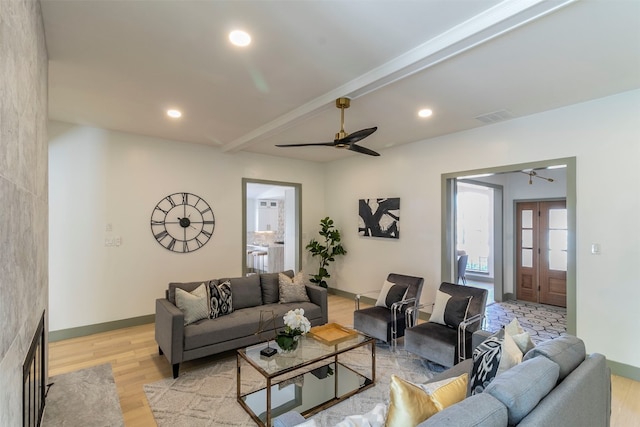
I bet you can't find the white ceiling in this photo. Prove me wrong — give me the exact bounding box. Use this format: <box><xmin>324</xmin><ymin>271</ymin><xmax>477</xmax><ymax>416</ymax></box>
<box><xmin>42</xmin><ymin>0</ymin><xmax>640</xmax><ymax>163</ymax></box>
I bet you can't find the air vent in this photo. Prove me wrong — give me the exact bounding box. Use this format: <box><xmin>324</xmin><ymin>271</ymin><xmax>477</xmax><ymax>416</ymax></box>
<box><xmin>474</xmin><ymin>109</ymin><xmax>515</xmax><ymax>124</ymax></box>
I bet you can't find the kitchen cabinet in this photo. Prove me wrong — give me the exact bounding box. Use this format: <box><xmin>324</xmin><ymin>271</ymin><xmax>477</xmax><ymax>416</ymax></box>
<box><xmin>257</xmin><ymin>200</ymin><xmax>279</xmax><ymax>232</ymax></box>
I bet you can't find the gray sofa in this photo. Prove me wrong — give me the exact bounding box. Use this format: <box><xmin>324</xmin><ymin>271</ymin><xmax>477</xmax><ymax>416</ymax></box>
<box><xmin>155</xmin><ymin>270</ymin><xmax>328</xmax><ymax>378</ymax></box>
<box><xmin>274</xmin><ymin>331</ymin><xmax>611</xmax><ymax>427</ymax></box>
<box><xmin>418</xmin><ymin>331</ymin><xmax>611</xmax><ymax>426</ymax></box>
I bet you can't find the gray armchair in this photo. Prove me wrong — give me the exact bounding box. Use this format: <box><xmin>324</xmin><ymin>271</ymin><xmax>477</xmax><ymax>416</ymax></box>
<box><xmin>404</xmin><ymin>282</ymin><xmax>487</xmax><ymax>368</ymax></box>
<box><xmin>353</xmin><ymin>273</ymin><xmax>424</xmax><ymax>350</ymax></box>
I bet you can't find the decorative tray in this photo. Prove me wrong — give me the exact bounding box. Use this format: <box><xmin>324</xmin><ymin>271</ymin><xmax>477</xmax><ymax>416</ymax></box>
<box><xmin>308</xmin><ymin>323</ymin><xmax>359</xmax><ymax>346</ymax></box>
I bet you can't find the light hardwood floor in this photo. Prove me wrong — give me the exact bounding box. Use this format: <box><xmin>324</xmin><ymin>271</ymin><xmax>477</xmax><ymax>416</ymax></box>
<box><xmin>48</xmin><ymin>294</ymin><xmax>640</xmax><ymax>426</ymax></box>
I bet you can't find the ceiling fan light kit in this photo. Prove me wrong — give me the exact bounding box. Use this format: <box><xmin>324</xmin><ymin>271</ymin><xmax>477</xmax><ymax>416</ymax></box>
<box><xmin>276</xmin><ymin>97</ymin><xmax>380</xmax><ymax>156</ymax></box>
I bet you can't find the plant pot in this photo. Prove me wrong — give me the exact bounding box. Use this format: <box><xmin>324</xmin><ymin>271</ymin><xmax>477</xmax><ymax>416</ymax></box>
<box><xmin>276</xmin><ymin>333</ymin><xmax>299</xmax><ymax>353</ymax></box>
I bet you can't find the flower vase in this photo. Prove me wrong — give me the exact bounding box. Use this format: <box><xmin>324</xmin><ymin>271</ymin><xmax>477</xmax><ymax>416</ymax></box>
<box><xmin>276</xmin><ymin>333</ymin><xmax>299</xmax><ymax>353</ymax></box>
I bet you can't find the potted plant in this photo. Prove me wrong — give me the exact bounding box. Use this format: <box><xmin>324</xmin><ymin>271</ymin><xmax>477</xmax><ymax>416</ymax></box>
<box><xmin>306</xmin><ymin>217</ymin><xmax>347</xmax><ymax>288</ymax></box>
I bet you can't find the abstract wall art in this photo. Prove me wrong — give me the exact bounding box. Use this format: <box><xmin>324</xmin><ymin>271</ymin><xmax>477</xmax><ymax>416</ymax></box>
<box><xmin>358</xmin><ymin>198</ymin><xmax>400</xmax><ymax>239</ymax></box>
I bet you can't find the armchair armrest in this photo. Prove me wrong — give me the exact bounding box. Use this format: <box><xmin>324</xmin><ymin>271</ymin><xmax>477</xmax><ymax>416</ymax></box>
<box><xmin>304</xmin><ymin>284</ymin><xmax>328</xmax><ymax>324</ymax></box>
<box><xmin>155</xmin><ymin>298</ymin><xmax>185</xmax><ymax>364</ymax></box>
<box><xmin>405</xmin><ymin>303</ymin><xmax>425</xmax><ymax>328</ymax></box>
<box><xmin>354</xmin><ymin>289</ymin><xmax>383</xmax><ymax>310</ymax></box>
<box><xmin>457</xmin><ymin>313</ymin><xmax>485</xmax><ymax>363</ymax></box>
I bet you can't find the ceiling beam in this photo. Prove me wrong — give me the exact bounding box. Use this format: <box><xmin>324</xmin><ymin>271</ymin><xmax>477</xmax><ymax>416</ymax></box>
<box><xmin>221</xmin><ymin>0</ymin><xmax>576</xmax><ymax>153</ymax></box>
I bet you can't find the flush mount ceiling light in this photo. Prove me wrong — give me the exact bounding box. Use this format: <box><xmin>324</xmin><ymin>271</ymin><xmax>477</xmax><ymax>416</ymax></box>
<box><xmin>166</xmin><ymin>109</ymin><xmax>182</xmax><ymax>118</ymax></box>
<box><xmin>521</xmin><ymin>170</ymin><xmax>554</xmax><ymax>185</ymax></box>
<box><xmin>229</xmin><ymin>30</ymin><xmax>251</xmax><ymax>47</ymax></box>
<box><xmin>418</xmin><ymin>108</ymin><xmax>433</xmax><ymax>118</ymax></box>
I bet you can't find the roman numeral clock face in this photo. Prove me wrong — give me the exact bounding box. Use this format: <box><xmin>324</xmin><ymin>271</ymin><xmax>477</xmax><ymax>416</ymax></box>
<box><xmin>150</xmin><ymin>192</ymin><xmax>215</xmax><ymax>253</ymax></box>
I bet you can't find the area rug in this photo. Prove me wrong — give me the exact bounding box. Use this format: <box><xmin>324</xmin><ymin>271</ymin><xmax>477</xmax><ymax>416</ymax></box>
<box><xmin>485</xmin><ymin>299</ymin><xmax>567</xmax><ymax>343</ymax></box>
<box><xmin>144</xmin><ymin>344</ymin><xmax>438</xmax><ymax>427</ymax></box>
<box><xmin>42</xmin><ymin>363</ymin><xmax>124</xmax><ymax>427</ymax></box>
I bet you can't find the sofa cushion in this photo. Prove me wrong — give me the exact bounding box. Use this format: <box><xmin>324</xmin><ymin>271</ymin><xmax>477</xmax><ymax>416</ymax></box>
<box><xmin>419</xmin><ymin>393</ymin><xmax>507</xmax><ymax>427</ymax></box>
<box><xmin>279</xmin><ymin>272</ymin><xmax>310</xmax><ymax>303</ymax></box>
<box><xmin>261</xmin><ymin>270</ymin><xmax>294</xmax><ymax>304</ymax></box>
<box><xmin>183</xmin><ymin>302</ymin><xmax>322</xmax><ymax>351</ymax></box>
<box><xmin>209</xmin><ymin>280</ymin><xmax>233</xmax><ymax>318</ymax></box>
<box><xmin>175</xmin><ymin>283</ymin><xmax>209</xmax><ymax>326</ymax></box>
<box><xmin>523</xmin><ymin>334</ymin><xmax>585</xmax><ymax>381</ymax></box>
<box><xmin>484</xmin><ymin>356</ymin><xmax>560</xmax><ymax>425</ymax></box>
<box><xmin>222</xmin><ymin>274</ymin><xmax>262</xmax><ymax>309</ymax></box>
<box><xmin>386</xmin><ymin>373</ymin><xmax>467</xmax><ymax>426</ymax></box>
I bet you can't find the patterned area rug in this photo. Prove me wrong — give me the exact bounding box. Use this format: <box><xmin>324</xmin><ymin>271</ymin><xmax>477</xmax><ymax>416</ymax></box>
<box><xmin>485</xmin><ymin>299</ymin><xmax>567</xmax><ymax>343</ymax></box>
<box><xmin>144</xmin><ymin>344</ymin><xmax>437</xmax><ymax>427</ymax></box>
<box><xmin>42</xmin><ymin>363</ymin><xmax>124</xmax><ymax>427</ymax></box>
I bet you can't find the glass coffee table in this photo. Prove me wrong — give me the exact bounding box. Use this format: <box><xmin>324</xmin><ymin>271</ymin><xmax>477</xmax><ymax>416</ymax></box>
<box><xmin>237</xmin><ymin>331</ymin><xmax>375</xmax><ymax>426</ymax></box>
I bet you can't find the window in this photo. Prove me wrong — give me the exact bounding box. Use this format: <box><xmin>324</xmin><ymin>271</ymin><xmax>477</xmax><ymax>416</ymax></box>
<box><xmin>456</xmin><ymin>182</ymin><xmax>493</xmax><ymax>274</ymax></box>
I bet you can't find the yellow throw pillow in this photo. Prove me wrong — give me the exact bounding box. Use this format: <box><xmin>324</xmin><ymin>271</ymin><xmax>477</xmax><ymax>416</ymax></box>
<box><xmin>385</xmin><ymin>373</ymin><xmax>468</xmax><ymax>427</ymax></box>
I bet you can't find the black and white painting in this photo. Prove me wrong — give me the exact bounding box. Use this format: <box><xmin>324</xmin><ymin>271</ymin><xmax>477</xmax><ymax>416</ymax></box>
<box><xmin>358</xmin><ymin>198</ymin><xmax>400</xmax><ymax>239</ymax></box>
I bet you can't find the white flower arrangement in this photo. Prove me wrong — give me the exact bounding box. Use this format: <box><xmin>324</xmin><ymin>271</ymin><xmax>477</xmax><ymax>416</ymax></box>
<box><xmin>282</xmin><ymin>308</ymin><xmax>311</xmax><ymax>336</ymax></box>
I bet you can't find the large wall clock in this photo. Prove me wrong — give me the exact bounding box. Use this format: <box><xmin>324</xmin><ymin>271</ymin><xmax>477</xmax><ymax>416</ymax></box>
<box><xmin>150</xmin><ymin>192</ymin><xmax>215</xmax><ymax>253</ymax></box>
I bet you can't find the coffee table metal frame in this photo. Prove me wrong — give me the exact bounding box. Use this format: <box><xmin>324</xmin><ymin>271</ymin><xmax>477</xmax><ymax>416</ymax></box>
<box><xmin>236</xmin><ymin>333</ymin><xmax>375</xmax><ymax>426</ymax></box>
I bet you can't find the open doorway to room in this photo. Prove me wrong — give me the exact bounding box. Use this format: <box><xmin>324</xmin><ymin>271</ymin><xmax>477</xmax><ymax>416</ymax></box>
<box><xmin>242</xmin><ymin>179</ymin><xmax>302</xmax><ymax>276</ymax></box>
<box><xmin>442</xmin><ymin>157</ymin><xmax>576</xmax><ymax>334</ymax></box>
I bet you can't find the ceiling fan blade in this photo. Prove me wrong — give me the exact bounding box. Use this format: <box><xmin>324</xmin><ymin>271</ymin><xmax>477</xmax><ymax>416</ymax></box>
<box><xmin>348</xmin><ymin>144</ymin><xmax>380</xmax><ymax>156</ymax></box>
<box><xmin>276</xmin><ymin>142</ymin><xmax>334</xmax><ymax>147</ymax></box>
<box><xmin>338</xmin><ymin>127</ymin><xmax>377</xmax><ymax>144</ymax></box>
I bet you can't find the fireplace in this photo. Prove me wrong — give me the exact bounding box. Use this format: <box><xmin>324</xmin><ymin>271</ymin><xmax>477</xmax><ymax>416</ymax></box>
<box><xmin>23</xmin><ymin>311</ymin><xmax>46</xmax><ymax>427</ymax></box>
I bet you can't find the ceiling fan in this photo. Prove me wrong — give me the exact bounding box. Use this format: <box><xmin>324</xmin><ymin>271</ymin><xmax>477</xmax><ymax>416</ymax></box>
<box><xmin>276</xmin><ymin>97</ymin><xmax>380</xmax><ymax>156</ymax></box>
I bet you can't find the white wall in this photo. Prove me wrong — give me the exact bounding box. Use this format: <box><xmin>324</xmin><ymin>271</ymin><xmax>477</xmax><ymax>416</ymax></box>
<box><xmin>48</xmin><ymin>122</ymin><xmax>326</xmax><ymax>331</ymax></box>
<box><xmin>325</xmin><ymin>90</ymin><xmax>640</xmax><ymax>369</ymax></box>
<box><xmin>472</xmin><ymin>168</ymin><xmax>568</xmax><ymax>293</ymax></box>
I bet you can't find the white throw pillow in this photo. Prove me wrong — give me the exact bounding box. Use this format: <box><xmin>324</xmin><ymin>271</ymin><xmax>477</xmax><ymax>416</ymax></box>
<box><xmin>375</xmin><ymin>280</ymin><xmax>408</xmax><ymax>308</ymax></box>
<box><xmin>175</xmin><ymin>283</ymin><xmax>209</xmax><ymax>326</ymax></box>
<box><xmin>428</xmin><ymin>290</ymin><xmax>451</xmax><ymax>325</ymax></box>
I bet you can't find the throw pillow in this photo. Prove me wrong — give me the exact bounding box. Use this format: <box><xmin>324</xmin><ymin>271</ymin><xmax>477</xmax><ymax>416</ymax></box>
<box><xmin>469</xmin><ymin>333</ymin><xmax>523</xmax><ymax>395</ymax></box>
<box><xmin>469</xmin><ymin>336</ymin><xmax>502</xmax><ymax>395</ymax></box>
<box><xmin>504</xmin><ymin>318</ymin><xmax>535</xmax><ymax>354</ymax></box>
<box><xmin>279</xmin><ymin>271</ymin><xmax>310</xmax><ymax>303</ymax></box>
<box><xmin>209</xmin><ymin>280</ymin><xmax>233</xmax><ymax>319</ymax></box>
<box><xmin>428</xmin><ymin>290</ymin><xmax>472</xmax><ymax>328</ymax></box>
<box><xmin>386</xmin><ymin>373</ymin><xmax>468</xmax><ymax>427</ymax></box>
<box><xmin>374</xmin><ymin>280</ymin><xmax>409</xmax><ymax>309</ymax></box>
<box><xmin>175</xmin><ymin>283</ymin><xmax>209</xmax><ymax>326</ymax></box>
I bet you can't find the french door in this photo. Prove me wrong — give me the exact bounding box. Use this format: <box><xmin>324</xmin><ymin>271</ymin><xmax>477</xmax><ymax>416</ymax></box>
<box><xmin>516</xmin><ymin>200</ymin><xmax>567</xmax><ymax>307</ymax></box>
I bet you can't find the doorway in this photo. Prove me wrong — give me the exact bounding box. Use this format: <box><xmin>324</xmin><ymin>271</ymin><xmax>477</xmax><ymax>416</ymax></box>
<box><xmin>442</xmin><ymin>157</ymin><xmax>576</xmax><ymax>335</ymax></box>
<box><xmin>516</xmin><ymin>200</ymin><xmax>567</xmax><ymax>307</ymax></box>
<box><xmin>242</xmin><ymin>179</ymin><xmax>302</xmax><ymax>276</ymax></box>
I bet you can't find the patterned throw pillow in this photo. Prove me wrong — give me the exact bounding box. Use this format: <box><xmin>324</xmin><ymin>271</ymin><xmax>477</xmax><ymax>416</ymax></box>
<box><xmin>175</xmin><ymin>283</ymin><xmax>209</xmax><ymax>326</ymax></box>
<box><xmin>469</xmin><ymin>333</ymin><xmax>523</xmax><ymax>395</ymax></box>
<box><xmin>278</xmin><ymin>272</ymin><xmax>310</xmax><ymax>303</ymax></box>
<box><xmin>209</xmin><ymin>280</ymin><xmax>233</xmax><ymax>318</ymax></box>
<box><xmin>469</xmin><ymin>336</ymin><xmax>502</xmax><ymax>395</ymax></box>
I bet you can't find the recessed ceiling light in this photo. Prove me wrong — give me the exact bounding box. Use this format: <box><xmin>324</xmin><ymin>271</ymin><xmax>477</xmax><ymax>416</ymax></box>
<box><xmin>418</xmin><ymin>108</ymin><xmax>433</xmax><ymax>118</ymax></box>
<box><xmin>229</xmin><ymin>30</ymin><xmax>251</xmax><ymax>47</ymax></box>
<box><xmin>167</xmin><ymin>109</ymin><xmax>182</xmax><ymax>118</ymax></box>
